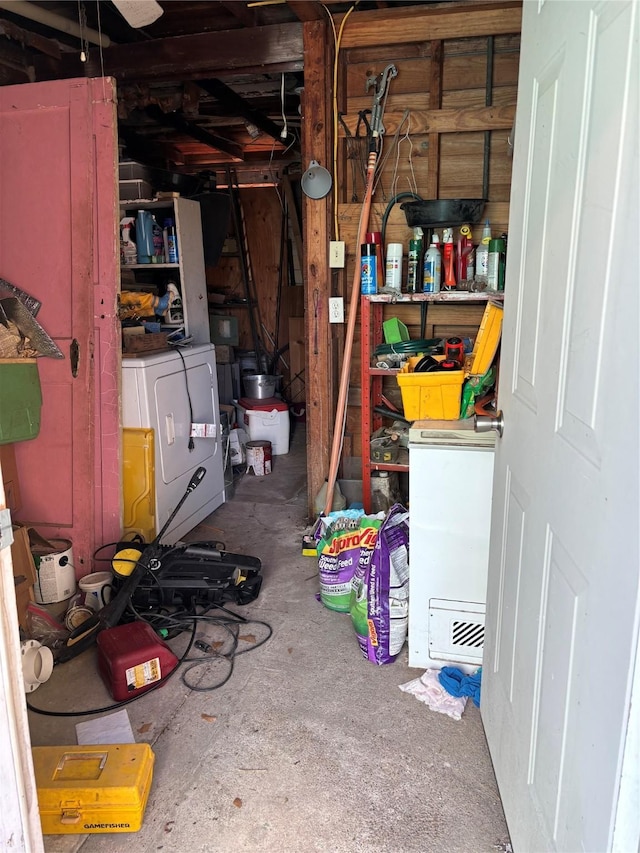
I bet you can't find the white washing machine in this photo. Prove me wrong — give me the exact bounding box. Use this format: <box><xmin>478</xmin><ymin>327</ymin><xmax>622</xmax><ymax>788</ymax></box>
<box><xmin>408</xmin><ymin>419</ymin><xmax>495</xmax><ymax>672</ymax></box>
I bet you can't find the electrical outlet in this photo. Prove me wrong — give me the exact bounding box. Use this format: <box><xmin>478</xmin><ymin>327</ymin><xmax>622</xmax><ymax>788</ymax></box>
<box><xmin>329</xmin><ymin>240</ymin><xmax>345</xmax><ymax>268</ymax></box>
<box><xmin>328</xmin><ymin>297</ymin><xmax>344</xmax><ymax>324</ymax></box>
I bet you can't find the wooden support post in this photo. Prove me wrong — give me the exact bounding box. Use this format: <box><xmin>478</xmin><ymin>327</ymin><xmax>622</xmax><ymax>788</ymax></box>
<box><xmin>426</xmin><ymin>39</ymin><xmax>443</xmax><ymax>199</ymax></box>
<box><xmin>303</xmin><ymin>19</ymin><xmax>333</xmax><ymax>516</ymax></box>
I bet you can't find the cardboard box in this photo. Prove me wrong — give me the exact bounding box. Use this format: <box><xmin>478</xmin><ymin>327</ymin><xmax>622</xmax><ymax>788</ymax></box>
<box><xmin>0</xmin><ymin>443</ymin><xmax>21</xmax><ymax>512</ymax></box>
<box><xmin>122</xmin><ymin>332</ymin><xmax>171</xmax><ymax>355</ymax></box>
<box><xmin>214</xmin><ymin>345</ymin><xmax>234</xmax><ymax>364</ymax></box>
<box><xmin>11</xmin><ymin>524</ymin><xmax>37</xmax><ymax>629</ymax></box>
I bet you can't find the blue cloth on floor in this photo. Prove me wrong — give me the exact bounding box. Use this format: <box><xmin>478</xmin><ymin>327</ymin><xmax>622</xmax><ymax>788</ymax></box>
<box><xmin>438</xmin><ymin>667</ymin><xmax>482</xmax><ymax>707</ymax></box>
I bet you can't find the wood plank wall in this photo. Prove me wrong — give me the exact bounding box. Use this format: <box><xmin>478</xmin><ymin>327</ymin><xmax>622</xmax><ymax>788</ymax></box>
<box><xmin>205</xmin><ymin>186</ymin><xmax>304</xmax><ymax>396</ymax></box>
<box><xmin>331</xmin><ymin>1</ymin><xmax>522</xmax><ymax>481</ymax></box>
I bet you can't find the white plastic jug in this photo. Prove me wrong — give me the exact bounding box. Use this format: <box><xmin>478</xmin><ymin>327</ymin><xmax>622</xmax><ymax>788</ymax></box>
<box><xmin>79</xmin><ymin>571</ymin><xmax>113</xmax><ymax>612</ymax></box>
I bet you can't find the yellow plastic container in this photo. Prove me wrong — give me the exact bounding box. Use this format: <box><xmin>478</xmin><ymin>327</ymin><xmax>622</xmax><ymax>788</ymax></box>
<box><xmin>466</xmin><ymin>301</ymin><xmax>503</xmax><ymax>376</ymax></box>
<box><xmin>122</xmin><ymin>427</ymin><xmax>155</xmax><ymax>542</ymax></box>
<box><xmin>33</xmin><ymin>743</ymin><xmax>155</xmax><ymax>834</ymax></box>
<box><xmin>397</xmin><ymin>367</ymin><xmax>464</xmax><ymax>420</ymax></box>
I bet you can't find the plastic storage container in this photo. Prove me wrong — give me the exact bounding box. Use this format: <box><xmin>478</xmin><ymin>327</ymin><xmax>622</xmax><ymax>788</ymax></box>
<box><xmin>383</xmin><ymin>318</ymin><xmax>409</xmax><ymax>344</ymax></box>
<box><xmin>33</xmin><ymin>743</ymin><xmax>155</xmax><ymax>834</ymax></box>
<box><xmin>238</xmin><ymin>396</ymin><xmax>290</xmax><ymax>455</ymax></box>
<box><xmin>396</xmin><ymin>367</ymin><xmax>464</xmax><ymax>420</ymax></box>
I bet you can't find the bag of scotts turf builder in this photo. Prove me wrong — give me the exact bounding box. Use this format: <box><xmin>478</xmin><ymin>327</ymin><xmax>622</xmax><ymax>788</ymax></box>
<box><xmin>350</xmin><ymin>504</ymin><xmax>410</xmax><ymax>664</ymax></box>
<box><xmin>316</xmin><ymin>509</ymin><xmax>384</xmax><ymax>613</ymax></box>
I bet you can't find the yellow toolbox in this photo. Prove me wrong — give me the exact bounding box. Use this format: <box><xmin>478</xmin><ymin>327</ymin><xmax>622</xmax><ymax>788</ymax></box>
<box><xmin>33</xmin><ymin>743</ymin><xmax>155</xmax><ymax>834</ymax></box>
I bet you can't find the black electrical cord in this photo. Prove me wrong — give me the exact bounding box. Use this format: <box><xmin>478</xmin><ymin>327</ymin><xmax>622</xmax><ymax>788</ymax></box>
<box><xmin>26</xmin><ymin>602</ymin><xmax>273</xmax><ymax>717</ymax></box>
<box><xmin>174</xmin><ymin>346</ymin><xmax>195</xmax><ymax>451</ymax></box>
<box><xmin>26</xmin><ymin>618</ymin><xmax>197</xmax><ymax>718</ymax></box>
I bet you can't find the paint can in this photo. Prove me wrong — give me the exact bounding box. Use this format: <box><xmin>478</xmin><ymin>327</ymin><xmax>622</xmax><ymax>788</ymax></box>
<box><xmin>31</xmin><ymin>538</ymin><xmax>76</xmax><ymax>604</ymax></box>
<box><xmin>245</xmin><ymin>440</ymin><xmax>272</xmax><ymax>476</ymax></box>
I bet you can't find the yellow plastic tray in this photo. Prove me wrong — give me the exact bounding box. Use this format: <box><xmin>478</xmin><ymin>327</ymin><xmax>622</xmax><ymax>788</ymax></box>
<box><xmin>33</xmin><ymin>743</ymin><xmax>155</xmax><ymax>835</ymax></box>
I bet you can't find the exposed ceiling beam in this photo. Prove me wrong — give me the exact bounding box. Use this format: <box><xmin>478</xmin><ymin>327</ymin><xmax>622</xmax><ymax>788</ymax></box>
<box><xmin>144</xmin><ymin>104</ymin><xmax>245</xmax><ymax>160</ymax></box>
<box><xmin>285</xmin><ymin>2</ymin><xmax>324</xmax><ymax>22</ymax></box>
<box><xmin>0</xmin><ymin>16</ymin><xmax>60</xmax><ymax>59</ymax></box>
<box><xmin>219</xmin><ymin>1</ymin><xmax>256</xmax><ymax>28</ymax></box>
<box><xmin>198</xmin><ymin>78</ymin><xmax>296</xmax><ymax>147</ymax></box>
<box><xmin>0</xmin><ymin>0</ymin><xmax>111</xmax><ymax>47</ymax></box>
<box><xmin>0</xmin><ymin>36</ymin><xmax>33</xmax><ymax>80</ymax></box>
<box><xmin>35</xmin><ymin>22</ymin><xmax>303</xmax><ymax>83</ymax></box>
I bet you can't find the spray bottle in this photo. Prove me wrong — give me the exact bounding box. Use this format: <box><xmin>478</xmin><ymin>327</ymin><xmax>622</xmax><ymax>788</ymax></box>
<box><xmin>152</xmin><ymin>215</ymin><xmax>165</xmax><ymax>263</ymax></box>
<box><xmin>120</xmin><ymin>217</ymin><xmax>137</xmax><ymax>266</ymax></box>
<box><xmin>442</xmin><ymin>227</ymin><xmax>456</xmax><ymax>290</ymax></box>
<box><xmin>163</xmin><ymin>218</ymin><xmax>179</xmax><ymax>264</ymax></box>
<box><xmin>406</xmin><ymin>227</ymin><xmax>423</xmax><ymax>293</ymax></box>
<box><xmin>475</xmin><ymin>219</ymin><xmax>492</xmax><ymax>284</ymax></box>
<box><xmin>457</xmin><ymin>224</ymin><xmax>474</xmax><ymax>283</ymax></box>
<box><xmin>423</xmin><ymin>235</ymin><xmax>442</xmax><ymax>293</ymax></box>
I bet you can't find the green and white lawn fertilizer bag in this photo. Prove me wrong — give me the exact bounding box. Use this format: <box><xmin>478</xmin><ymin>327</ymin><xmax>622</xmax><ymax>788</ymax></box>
<box><xmin>350</xmin><ymin>504</ymin><xmax>409</xmax><ymax>664</ymax></box>
<box><xmin>317</xmin><ymin>510</ymin><xmax>384</xmax><ymax>612</ymax></box>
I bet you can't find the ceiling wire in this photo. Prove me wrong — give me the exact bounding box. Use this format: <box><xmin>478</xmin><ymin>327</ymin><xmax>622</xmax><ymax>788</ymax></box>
<box><xmin>77</xmin><ymin>0</ymin><xmax>89</xmax><ymax>62</ymax></box>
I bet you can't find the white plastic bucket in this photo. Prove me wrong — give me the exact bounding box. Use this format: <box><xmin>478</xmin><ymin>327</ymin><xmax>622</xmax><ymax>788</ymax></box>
<box><xmin>33</xmin><ymin>540</ymin><xmax>76</xmax><ymax>604</ymax></box>
<box><xmin>79</xmin><ymin>571</ymin><xmax>113</xmax><ymax>612</ymax></box>
<box><xmin>243</xmin><ymin>407</ymin><xmax>290</xmax><ymax>455</ymax></box>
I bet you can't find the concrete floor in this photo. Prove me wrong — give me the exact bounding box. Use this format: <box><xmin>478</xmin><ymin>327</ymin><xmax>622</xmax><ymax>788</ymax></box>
<box><xmin>29</xmin><ymin>424</ymin><xmax>510</xmax><ymax>853</ymax></box>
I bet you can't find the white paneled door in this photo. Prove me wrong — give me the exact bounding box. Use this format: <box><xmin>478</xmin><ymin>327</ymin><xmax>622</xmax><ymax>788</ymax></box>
<box><xmin>482</xmin><ymin>2</ymin><xmax>639</xmax><ymax>851</ymax></box>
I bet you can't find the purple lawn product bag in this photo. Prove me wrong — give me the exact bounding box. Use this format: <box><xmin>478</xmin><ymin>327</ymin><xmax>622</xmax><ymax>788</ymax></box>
<box><xmin>349</xmin><ymin>504</ymin><xmax>410</xmax><ymax>664</ymax></box>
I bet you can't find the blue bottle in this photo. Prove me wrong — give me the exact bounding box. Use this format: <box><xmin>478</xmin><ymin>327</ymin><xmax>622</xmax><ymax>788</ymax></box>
<box><xmin>136</xmin><ymin>210</ymin><xmax>155</xmax><ymax>264</ymax></box>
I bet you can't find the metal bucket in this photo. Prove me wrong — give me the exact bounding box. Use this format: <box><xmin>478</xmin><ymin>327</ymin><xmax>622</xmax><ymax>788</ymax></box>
<box><xmin>242</xmin><ymin>374</ymin><xmax>277</xmax><ymax>399</ymax></box>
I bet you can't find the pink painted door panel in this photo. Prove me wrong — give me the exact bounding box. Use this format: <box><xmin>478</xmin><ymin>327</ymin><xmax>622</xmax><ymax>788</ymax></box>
<box><xmin>0</xmin><ymin>77</ymin><xmax>121</xmax><ymax>577</ymax></box>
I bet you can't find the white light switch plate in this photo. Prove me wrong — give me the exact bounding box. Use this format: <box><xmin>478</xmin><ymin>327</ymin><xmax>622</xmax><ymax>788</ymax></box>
<box><xmin>329</xmin><ymin>241</ymin><xmax>345</xmax><ymax>268</ymax></box>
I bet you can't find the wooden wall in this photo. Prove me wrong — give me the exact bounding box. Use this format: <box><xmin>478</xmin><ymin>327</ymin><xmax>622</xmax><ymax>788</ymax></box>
<box><xmin>205</xmin><ymin>185</ymin><xmax>303</xmax><ymax>397</ymax></box>
<box><xmin>329</xmin><ymin>2</ymin><xmax>522</xmax><ymax>480</ymax></box>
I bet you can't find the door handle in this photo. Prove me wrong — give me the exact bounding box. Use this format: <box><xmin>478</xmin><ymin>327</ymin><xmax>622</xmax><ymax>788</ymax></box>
<box><xmin>165</xmin><ymin>413</ymin><xmax>175</xmax><ymax>445</ymax></box>
<box><xmin>474</xmin><ymin>410</ymin><xmax>504</xmax><ymax>438</ymax></box>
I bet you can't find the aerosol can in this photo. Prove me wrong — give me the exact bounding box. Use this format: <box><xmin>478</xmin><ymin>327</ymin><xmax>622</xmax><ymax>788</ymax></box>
<box><xmin>423</xmin><ymin>235</ymin><xmax>442</xmax><ymax>293</ymax></box>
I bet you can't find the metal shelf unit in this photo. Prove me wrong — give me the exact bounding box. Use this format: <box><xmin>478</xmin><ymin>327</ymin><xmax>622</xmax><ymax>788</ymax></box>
<box><xmin>360</xmin><ymin>292</ymin><xmax>504</xmax><ymax>512</ymax></box>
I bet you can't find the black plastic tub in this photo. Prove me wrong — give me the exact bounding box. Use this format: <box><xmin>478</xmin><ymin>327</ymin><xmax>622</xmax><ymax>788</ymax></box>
<box><xmin>401</xmin><ymin>198</ymin><xmax>487</xmax><ymax>228</ymax></box>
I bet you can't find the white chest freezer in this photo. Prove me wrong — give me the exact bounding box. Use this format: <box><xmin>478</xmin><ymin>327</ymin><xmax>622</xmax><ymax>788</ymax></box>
<box><xmin>408</xmin><ymin>419</ymin><xmax>495</xmax><ymax>671</ymax></box>
<box><xmin>122</xmin><ymin>344</ymin><xmax>225</xmax><ymax>544</ymax></box>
